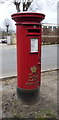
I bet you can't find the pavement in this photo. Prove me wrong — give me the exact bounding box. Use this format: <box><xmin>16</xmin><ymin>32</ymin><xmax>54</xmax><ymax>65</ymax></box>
<box><xmin>1</xmin><ymin>69</ymin><xmax>58</xmax><ymax>119</ymax></box>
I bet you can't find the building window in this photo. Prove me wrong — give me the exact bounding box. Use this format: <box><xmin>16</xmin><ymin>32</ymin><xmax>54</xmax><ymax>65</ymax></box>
<box><xmin>53</xmin><ymin>26</ymin><xmax>56</xmax><ymax>29</ymax></box>
<box><xmin>43</xmin><ymin>26</ymin><xmax>47</xmax><ymax>28</ymax></box>
<box><xmin>48</xmin><ymin>26</ymin><xmax>52</xmax><ymax>28</ymax></box>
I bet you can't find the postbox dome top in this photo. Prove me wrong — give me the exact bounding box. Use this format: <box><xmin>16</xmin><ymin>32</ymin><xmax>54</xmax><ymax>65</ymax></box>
<box><xmin>11</xmin><ymin>12</ymin><xmax>45</xmax><ymax>24</ymax></box>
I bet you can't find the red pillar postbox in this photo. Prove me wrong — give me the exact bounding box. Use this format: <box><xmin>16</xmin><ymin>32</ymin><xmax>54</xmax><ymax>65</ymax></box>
<box><xmin>11</xmin><ymin>12</ymin><xmax>45</xmax><ymax>101</ymax></box>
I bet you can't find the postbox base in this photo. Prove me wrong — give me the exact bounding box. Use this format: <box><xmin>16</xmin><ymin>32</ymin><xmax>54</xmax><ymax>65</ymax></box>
<box><xmin>17</xmin><ymin>87</ymin><xmax>40</xmax><ymax>104</ymax></box>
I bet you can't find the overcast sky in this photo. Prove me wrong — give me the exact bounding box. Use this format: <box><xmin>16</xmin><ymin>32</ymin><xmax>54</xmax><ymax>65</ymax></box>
<box><xmin>0</xmin><ymin>0</ymin><xmax>58</xmax><ymax>30</ymax></box>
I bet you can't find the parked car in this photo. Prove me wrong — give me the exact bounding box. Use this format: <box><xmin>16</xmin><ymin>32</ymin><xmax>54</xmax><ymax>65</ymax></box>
<box><xmin>0</xmin><ymin>39</ymin><xmax>2</xmax><ymax>43</ymax></box>
<box><xmin>1</xmin><ymin>39</ymin><xmax>7</xmax><ymax>43</ymax></box>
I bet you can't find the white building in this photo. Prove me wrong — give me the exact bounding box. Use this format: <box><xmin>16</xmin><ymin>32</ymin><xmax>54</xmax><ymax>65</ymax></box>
<box><xmin>42</xmin><ymin>23</ymin><xmax>59</xmax><ymax>30</ymax></box>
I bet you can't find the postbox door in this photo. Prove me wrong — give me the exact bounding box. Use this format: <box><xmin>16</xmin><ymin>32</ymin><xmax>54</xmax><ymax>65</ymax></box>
<box><xmin>17</xmin><ymin>24</ymin><xmax>41</xmax><ymax>90</ymax></box>
<box><xmin>30</xmin><ymin>37</ymin><xmax>41</xmax><ymax>79</ymax></box>
<box><xmin>24</xmin><ymin>36</ymin><xmax>41</xmax><ymax>90</ymax></box>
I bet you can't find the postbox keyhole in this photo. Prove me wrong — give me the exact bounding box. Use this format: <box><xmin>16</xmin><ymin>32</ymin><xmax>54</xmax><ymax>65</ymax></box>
<box><xmin>34</xmin><ymin>25</ymin><xmax>36</xmax><ymax>28</ymax></box>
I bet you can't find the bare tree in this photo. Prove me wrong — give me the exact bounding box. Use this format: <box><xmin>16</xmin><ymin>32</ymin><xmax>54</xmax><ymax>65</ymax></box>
<box><xmin>4</xmin><ymin>18</ymin><xmax>11</xmax><ymax>35</ymax></box>
<box><xmin>0</xmin><ymin>0</ymin><xmax>33</xmax><ymax>12</ymax></box>
<box><xmin>14</xmin><ymin>0</ymin><xmax>20</xmax><ymax>12</ymax></box>
<box><xmin>23</xmin><ymin>0</ymin><xmax>33</xmax><ymax>11</ymax></box>
<box><xmin>14</xmin><ymin>0</ymin><xmax>33</xmax><ymax>12</ymax></box>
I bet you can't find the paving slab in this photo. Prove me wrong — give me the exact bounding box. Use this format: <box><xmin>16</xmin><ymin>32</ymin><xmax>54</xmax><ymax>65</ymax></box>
<box><xmin>0</xmin><ymin>70</ymin><xmax>58</xmax><ymax>119</ymax></box>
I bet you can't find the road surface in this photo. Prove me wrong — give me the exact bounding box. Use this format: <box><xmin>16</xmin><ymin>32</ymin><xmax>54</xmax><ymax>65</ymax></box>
<box><xmin>0</xmin><ymin>44</ymin><xmax>58</xmax><ymax>78</ymax></box>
